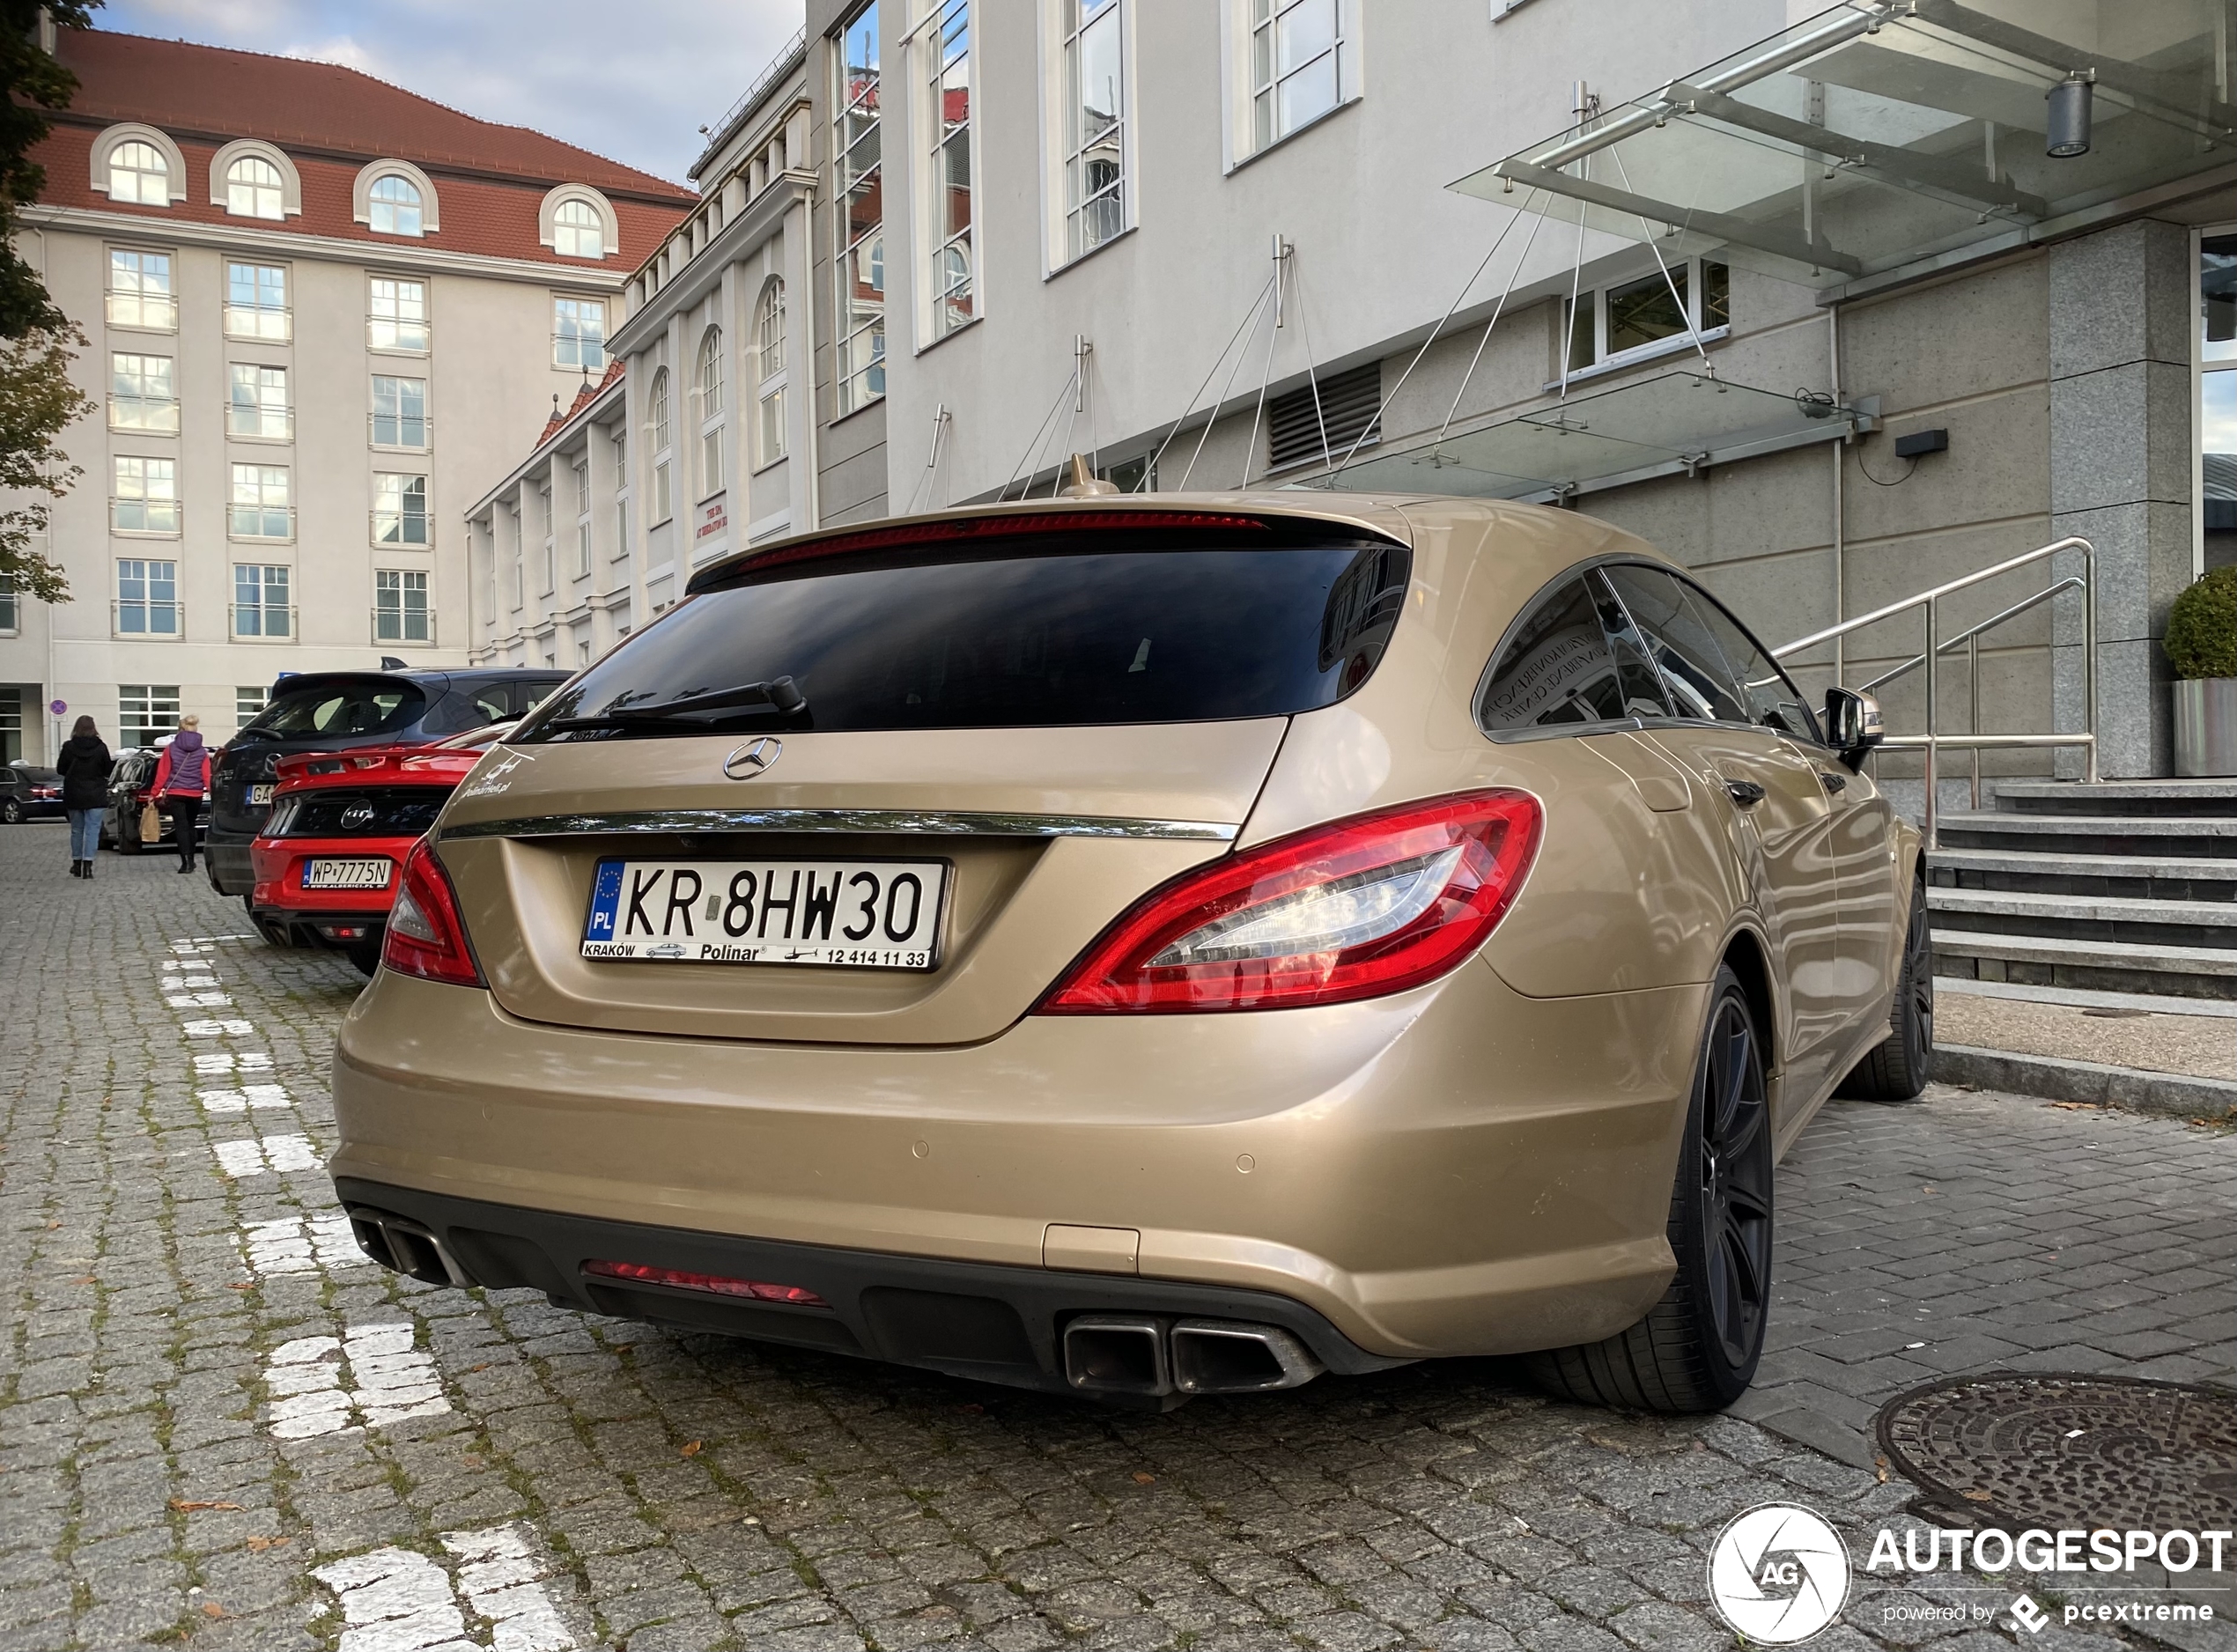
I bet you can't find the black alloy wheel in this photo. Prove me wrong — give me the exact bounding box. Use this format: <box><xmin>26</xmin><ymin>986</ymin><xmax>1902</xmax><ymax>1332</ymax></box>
<box><xmin>1696</xmin><ymin>991</ymin><xmax>1773</xmax><ymax>1375</ymax></box>
<box><xmin>1525</xmin><ymin>965</ymin><xmax>1774</xmax><ymax>1412</ymax></box>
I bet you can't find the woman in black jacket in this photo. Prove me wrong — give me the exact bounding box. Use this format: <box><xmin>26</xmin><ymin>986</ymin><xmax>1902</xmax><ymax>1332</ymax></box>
<box><xmin>55</xmin><ymin>715</ymin><xmax>113</xmax><ymax>879</ymax></box>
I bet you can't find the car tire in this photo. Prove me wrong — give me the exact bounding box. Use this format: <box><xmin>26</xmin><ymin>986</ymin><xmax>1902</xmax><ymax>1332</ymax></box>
<box><xmin>1525</xmin><ymin>963</ymin><xmax>1773</xmax><ymax>1414</ymax></box>
<box><xmin>1</xmin><ymin>799</ymin><xmax>20</xmax><ymax>825</ymax></box>
<box><xmin>1835</xmin><ymin>870</ymin><xmax>1932</xmax><ymax>1103</ymax></box>
<box><xmin>345</xmin><ymin>939</ymin><xmax>384</xmax><ymax>977</ymax></box>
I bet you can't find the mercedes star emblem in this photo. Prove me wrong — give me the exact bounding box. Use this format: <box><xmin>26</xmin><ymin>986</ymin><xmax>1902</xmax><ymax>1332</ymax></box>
<box><xmin>723</xmin><ymin>736</ymin><xmax>783</xmax><ymax>779</ymax></box>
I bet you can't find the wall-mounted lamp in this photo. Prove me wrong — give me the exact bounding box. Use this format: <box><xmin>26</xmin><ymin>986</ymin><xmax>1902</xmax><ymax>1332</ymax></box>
<box><xmin>2046</xmin><ymin>70</ymin><xmax>2095</xmax><ymax>159</ymax></box>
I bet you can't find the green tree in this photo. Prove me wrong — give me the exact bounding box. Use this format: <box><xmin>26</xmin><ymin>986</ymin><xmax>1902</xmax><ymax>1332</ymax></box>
<box><xmin>0</xmin><ymin>2</ymin><xmax>102</xmax><ymax>603</ymax></box>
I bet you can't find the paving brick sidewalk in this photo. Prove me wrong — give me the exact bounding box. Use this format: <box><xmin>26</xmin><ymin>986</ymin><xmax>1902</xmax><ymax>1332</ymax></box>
<box><xmin>1</xmin><ymin>823</ymin><xmax>2230</xmax><ymax>1652</ymax></box>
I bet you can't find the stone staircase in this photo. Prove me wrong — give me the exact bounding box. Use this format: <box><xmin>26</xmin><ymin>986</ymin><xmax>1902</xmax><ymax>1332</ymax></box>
<box><xmin>1929</xmin><ymin>781</ymin><xmax>2237</xmax><ymax>1000</ymax></box>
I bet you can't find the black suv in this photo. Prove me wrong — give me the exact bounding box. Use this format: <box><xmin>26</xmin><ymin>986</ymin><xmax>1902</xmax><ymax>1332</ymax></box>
<box><xmin>205</xmin><ymin>667</ymin><xmax>567</xmax><ymax>898</ymax></box>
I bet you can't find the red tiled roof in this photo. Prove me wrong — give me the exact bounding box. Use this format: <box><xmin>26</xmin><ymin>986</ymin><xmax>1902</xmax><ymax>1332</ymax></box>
<box><xmin>33</xmin><ymin>29</ymin><xmax>695</xmax><ymax>268</ymax></box>
<box><xmin>55</xmin><ymin>29</ymin><xmax>693</xmax><ymax>198</ymax></box>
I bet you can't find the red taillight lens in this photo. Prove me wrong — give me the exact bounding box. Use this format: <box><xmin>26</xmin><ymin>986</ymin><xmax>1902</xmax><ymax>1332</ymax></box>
<box><xmin>380</xmin><ymin>837</ymin><xmax>484</xmax><ymax>987</ymax></box>
<box><xmin>1040</xmin><ymin>790</ymin><xmax>1541</xmax><ymax>1014</ymax></box>
<box><xmin>583</xmin><ymin>1259</ymin><xmax>829</xmax><ymax>1307</ymax></box>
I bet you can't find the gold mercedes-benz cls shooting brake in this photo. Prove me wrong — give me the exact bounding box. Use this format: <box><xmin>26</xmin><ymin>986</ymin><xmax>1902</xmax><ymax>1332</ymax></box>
<box><xmin>332</xmin><ymin>493</ymin><xmax>1928</xmax><ymax>1413</ymax></box>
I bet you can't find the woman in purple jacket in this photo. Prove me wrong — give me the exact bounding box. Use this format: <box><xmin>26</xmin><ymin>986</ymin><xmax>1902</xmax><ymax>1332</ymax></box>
<box><xmin>149</xmin><ymin>715</ymin><xmax>216</xmax><ymax>874</ymax></box>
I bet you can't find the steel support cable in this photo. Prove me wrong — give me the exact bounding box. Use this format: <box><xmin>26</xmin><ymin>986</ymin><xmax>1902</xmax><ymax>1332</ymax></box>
<box><xmin>1331</xmin><ymin>194</ymin><xmax>1541</xmax><ymax>477</ymax></box>
<box><xmin>1000</xmin><ymin>370</ymin><xmax>1079</xmax><ymax>501</ymax></box>
<box><xmin>1237</xmin><ymin>251</ymin><xmax>1290</xmax><ymax>488</ymax></box>
<box><xmin>1139</xmin><ymin>272</ymin><xmax>1277</xmax><ymax>493</ymax></box>
<box><xmin>1289</xmin><ymin>260</ymin><xmax>1333</xmax><ymax>474</ymax></box>
<box><xmin>1435</xmin><ymin>196</ymin><xmax>1549</xmax><ymax>447</ymax></box>
<box><xmin>1178</xmin><ymin>279</ymin><xmax>1280</xmax><ymax>492</ymax></box>
<box><xmin>1608</xmin><ymin>146</ymin><xmax>1711</xmax><ymax>370</ymax></box>
<box><xmin>1557</xmin><ymin>186</ymin><xmax>1590</xmax><ymax>402</ymax></box>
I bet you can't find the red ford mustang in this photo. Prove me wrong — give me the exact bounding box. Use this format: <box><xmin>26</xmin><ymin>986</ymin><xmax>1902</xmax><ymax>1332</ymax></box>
<box><xmin>249</xmin><ymin>723</ymin><xmax>514</xmax><ymax>975</ymax></box>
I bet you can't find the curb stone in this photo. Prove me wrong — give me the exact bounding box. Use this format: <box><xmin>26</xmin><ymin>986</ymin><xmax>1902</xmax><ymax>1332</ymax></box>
<box><xmin>1931</xmin><ymin>1043</ymin><xmax>2237</xmax><ymax>1121</ymax></box>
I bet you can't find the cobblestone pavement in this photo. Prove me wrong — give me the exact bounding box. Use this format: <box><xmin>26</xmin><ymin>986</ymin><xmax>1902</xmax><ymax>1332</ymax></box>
<box><xmin>3</xmin><ymin>824</ymin><xmax>2232</xmax><ymax>1652</ymax></box>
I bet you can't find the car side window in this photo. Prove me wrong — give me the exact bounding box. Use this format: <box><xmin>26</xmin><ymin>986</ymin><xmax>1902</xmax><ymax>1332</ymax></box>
<box><xmin>1602</xmin><ymin>564</ymin><xmax>1820</xmax><ymax>741</ymax></box>
<box><xmin>1684</xmin><ymin>583</ymin><xmax>1823</xmax><ymax>743</ymax></box>
<box><xmin>1477</xmin><ymin>574</ymin><xmax>1669</xmax><ymax>732</ymax></box>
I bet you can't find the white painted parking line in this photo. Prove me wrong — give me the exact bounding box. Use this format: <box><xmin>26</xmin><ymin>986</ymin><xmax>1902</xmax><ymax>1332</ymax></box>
<box><xmin>166</xmin><ymin>992</ymin><xmax>234</xmax><ymax>1008</ymax></box>
<box><xmin>181</xmin><ymin>1018</ymin><xmax>255</xmax><ymax>1037</ymax></box>
<box><xmin>314</xmin><ymin>1524</ymin><xmax>577</xmax><ymax>1652</ymax></box>
<box><xmin>264</xmin><ymin>1322</ymin><xmax>450</xmax><ymax>1439</ymax></box>
<box><xmin>212</xmin><ymin>1134</ymin><xmax>320</xmax><ymax>1176</ymax></box>
<box><xmin>194</xmin><ymin>1051</ymin><xmax>273</xmax><ymax>1075</ymax></box>
<box><xmin>312</xmin><ymin>1545</ymin><xmax>466</xmax><ymax>1650</ymax></box>
<box><xmin>200</xmin><ymin>1083</ymin><xmax>293</xmax><ymax>1114</ymax></box>
<box><xmin>244</xmin><ymin>1213</ymin><xmax>365</xmax><ymax>1277</ymax></box>
<box><xmin>442</xmin><ymin>1525</ymin><xmax>579</xmax><ymax>1650</ymax></box>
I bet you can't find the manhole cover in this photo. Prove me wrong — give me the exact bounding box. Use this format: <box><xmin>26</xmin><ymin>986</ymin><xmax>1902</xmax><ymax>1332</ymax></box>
<box><xmin>1877</xmin><ymin>1373</ymin><xmax>2237</xmax><ymax>1530</ymax></box>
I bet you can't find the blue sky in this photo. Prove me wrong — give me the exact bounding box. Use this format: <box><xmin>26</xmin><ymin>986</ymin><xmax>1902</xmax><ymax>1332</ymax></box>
<box><xmin>99</xmin><ymin>0</ymin><xmax>808</xmax><ymax>184</ymax></box>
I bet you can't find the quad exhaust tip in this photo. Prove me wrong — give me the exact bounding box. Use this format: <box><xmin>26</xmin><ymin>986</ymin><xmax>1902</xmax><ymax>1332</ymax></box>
<box><xmin>1063</xmin><ymin>1315</ymin><xmax>1322</xmax><ymax>1398</ymax></box>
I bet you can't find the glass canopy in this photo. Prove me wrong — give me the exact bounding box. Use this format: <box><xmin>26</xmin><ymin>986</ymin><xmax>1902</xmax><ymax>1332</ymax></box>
<box><xmin>1304</xmin><ymin>369</ymin><xmax>1873</xmax><ymax>499</ymax></box>
<box><xmin>1451</xmin><ymin>0</ymin><xmax>2237</xmax><ymax>292</ymax></box>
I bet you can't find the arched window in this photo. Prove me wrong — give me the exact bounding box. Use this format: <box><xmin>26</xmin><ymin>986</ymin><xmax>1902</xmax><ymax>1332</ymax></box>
<box><xmin>554</xmin><ymin>199</ymin><xmax>604</xmax><ymax>259</ymax></box>
<box><xmin>648</xmin><ymin>368</ymin><xmax>673</xmax><ymax>525</ymax></box>
<box><xmin>225</xmin><ymin>155</ymin><xmax>284</xmax><ymax>219</ymax></box>
<box><xmin>755</xmin><ymin>280</ymin><xmax>786</xmax><ymax>467</ymax></box>
<box><xmin>108</xmin><ymin>141</ymin><xmax>168</xmax><ymax>206</ymax></box>
<box><xmin>369</xmin><ymin>174</ymin><xmax>424</xmax><ymax>236</ymax></box>
<box><xmin>698</xmin><ymin>328</ymin><xmax>725</xmax><ymax>498</ymax></box>
<box><xmin>697</xmin><ymin>328</ymin><xmax>724</xmax><ymax>417</ymax></box>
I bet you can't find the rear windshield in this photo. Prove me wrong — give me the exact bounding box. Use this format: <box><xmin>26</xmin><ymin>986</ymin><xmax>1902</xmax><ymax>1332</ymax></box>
<box><xmin>517</xmin><ymin>526</ymin><xmax>1410</xmax><ymax>741</ymax></box>
<box><xmin>238</xmin><ymin>679</ymin><xmax>426</xmax><ymax>742</ymax></box>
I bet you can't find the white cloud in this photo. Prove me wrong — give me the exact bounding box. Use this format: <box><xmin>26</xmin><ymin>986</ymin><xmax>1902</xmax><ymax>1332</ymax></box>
<box><xmin>98</xmin><ymin>0</ymin><xmax>808</xmax><ymax>181</ymax></box>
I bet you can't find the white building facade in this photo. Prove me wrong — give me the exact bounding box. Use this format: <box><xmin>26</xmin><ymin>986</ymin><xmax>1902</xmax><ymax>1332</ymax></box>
<box><xmin>0</xmin><ymin>27</ymin><xmax>692</xmax><ymax>763</ymax></box>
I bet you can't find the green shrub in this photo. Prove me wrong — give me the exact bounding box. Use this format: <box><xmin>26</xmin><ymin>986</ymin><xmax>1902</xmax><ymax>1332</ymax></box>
<box><xmin>2166</xmin><ymin>568</ymin><xmax>2237</xmax><ymax>681</ymax></box>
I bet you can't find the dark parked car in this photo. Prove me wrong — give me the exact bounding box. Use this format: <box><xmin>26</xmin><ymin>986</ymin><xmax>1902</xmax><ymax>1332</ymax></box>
<box><xmin>102</xmin><ymin>749</ymin><xmax>178</xmax><ymax>852</ymax></box>
<box><xmin>2</xmin><ymin>763</ymin><xmax>65</xmax><ymax>823</ymax></box>
<box><xmin>205</xmin><ymin>668</ymin><xmax>568</xmax><ymax>898</ymax></box>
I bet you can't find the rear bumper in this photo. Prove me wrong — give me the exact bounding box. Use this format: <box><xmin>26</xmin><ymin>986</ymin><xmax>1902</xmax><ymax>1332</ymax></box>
<box><xmin>206</xmin><ymin>827</ymin><xmax>256</xmax><ymax>894</ymax></box>
<box><xmin>336</xmin><ymin>1176</ymin><xmax>1403</xmax><ymax>1397</ymax></box>
<box><xmin>250</xmin><ymin>836</ymin><xmax>403</xmax><ymax>933</ymax></box>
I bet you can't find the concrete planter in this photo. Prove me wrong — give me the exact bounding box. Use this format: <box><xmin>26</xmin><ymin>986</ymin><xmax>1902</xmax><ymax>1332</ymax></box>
<box><xmin>2174</xmin><ymin>677</ymin><xmax>2237</xmax><ymax>776</ymax></box>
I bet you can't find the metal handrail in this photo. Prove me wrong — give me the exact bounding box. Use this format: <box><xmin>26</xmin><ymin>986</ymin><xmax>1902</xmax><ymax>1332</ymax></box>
<box><xmin>1772</xmin><ymin>535</ymin><xmax>2096</xmax><ymax>849</ymax></box>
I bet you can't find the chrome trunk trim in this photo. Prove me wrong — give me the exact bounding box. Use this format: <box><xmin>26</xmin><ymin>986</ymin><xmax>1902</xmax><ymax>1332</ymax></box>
<box><xmin>440</xmin><ymin>808</ymin><xmax>1240</xmax><ymax>843</ymax></box>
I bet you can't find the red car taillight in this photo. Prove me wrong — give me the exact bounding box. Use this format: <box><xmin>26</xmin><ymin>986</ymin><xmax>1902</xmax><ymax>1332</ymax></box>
<box><xmin>1040</xmin><ymin>790</ymin><xmax>1542</xmax><ymax>1014</ymax></box>
<box><xmin>380</xmin><ymin>838</ymin><xmax>484</xmax><ymax>987</ymax></box>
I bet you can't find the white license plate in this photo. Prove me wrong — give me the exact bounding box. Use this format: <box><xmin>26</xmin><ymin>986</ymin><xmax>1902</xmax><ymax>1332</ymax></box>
<box><xmin>302</xmin><ymin>858</ymin><xmax>393</xmax><ymax>891</ymax></box>
<box><xmin>582</xmin><ymin>857</ymin><xmax>947</xmax><ymax>969</ymax></box>
<box><xmin>248</xmin><ymin>785</ymin><xmax>274</xmax><ymax>806</ymax></box>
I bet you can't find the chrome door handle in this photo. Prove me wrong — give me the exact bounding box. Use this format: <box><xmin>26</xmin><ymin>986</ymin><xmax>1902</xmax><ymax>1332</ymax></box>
<box><xmin>1724</xmin><ymin>779</ymin><xmax>1768</xmax><ymax>807</ymax></box>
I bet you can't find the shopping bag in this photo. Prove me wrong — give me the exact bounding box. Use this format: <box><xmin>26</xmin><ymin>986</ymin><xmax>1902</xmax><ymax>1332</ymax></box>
<box><xmin>139</xmin><ymin>802</ymin><xmax>160</xmax><ymax>844</ymax></box>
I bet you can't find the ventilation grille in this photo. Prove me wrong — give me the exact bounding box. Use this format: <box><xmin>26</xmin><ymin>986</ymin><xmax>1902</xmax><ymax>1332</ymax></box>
<box><xmin>1267</xmin><ymin>363</ymin><xmax>1382</xmax><ymax>472</ymax></box>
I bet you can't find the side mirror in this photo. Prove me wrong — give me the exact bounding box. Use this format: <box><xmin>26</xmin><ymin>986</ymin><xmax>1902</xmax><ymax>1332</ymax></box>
<box><xmin>1824</xmin><ymin>687</ymin><xmax>1885</xmax><ymax>772</ymax></box>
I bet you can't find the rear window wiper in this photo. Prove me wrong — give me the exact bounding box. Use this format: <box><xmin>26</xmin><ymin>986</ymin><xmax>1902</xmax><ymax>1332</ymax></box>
<box><xmin>542</xmin><ymin>676</ymin><xmax>808</xmax><ymax>733</ymax></box>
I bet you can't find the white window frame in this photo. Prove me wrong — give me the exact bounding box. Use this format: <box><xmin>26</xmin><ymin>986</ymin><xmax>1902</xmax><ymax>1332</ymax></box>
<box><xmin>227</xmin><ymin>463</ymin><xmax>292</xmax><ymax>542</ymax></box>
<box><xmin>919</xmin><ymin>0</ymin><xmax>977</xmax><ymax>343</ymax></box>
<box><xmin>367</xmin><ymin>173</ymin><xmax>426</xmax><ymax>237</ymax></box>
<box><xmin>115</xmin><ymin>559</ymin><xmax>180</xmax><ymax>636</ymax></box>
<box><xmin>368</xmin><ymin>277</ymin><xmax>430</xmax><ymax>352</ymax></box>
<box><xmin>1559</xmin><ymin>255</ymin><xmax>1731</xmax><ymax>384</ymax></box>
<box><xmin>755</xmin><ymin>280</ymin><xmax>788</xmax><ymax>468</ymax></box>
<box><xmin>555</xmin><ymin>297</ymin><xmax>607</xmax><ymax>371</ymax></box>
<box><xmin>224</xmin><ymin>155</ymin><xmax>285</xmax><ymax>220</ymax></box>
<box><xmin>109</xmin><ymin>351</ymin><xmax>178</xmax><ymax>432</ymax></box>
<box><xmin>373</xmin><ymin>472</ymin><xmax>430</xmax><ymax>546</ymax></box>
<box><xmin>554</xmin><ymin>199</ymin><xmax>604</xmax><ymax>259</ymax></box>
<box><xmin>119</xmin><ymin>686</ymin><xmax>181</xmax><ymax>749</ymax></box>
<box><xmin>231</xmin><ymin>563</ymin><xmax>292</xmax><ymax>638</ymax></box>
<box><xmin>112</xmin><ymin>455</ymin><xmax>179</xmax><ymax>535</ymax></box>
<box><xmin>1045</xmin><ymin>0</ymin><xmax>1132</xmax><ymax>273</ymax></box>
<box><xmin>835</xmin><ymin>2</ymin><xmax>887</xmax><ymax>416</ymax></box>
<box><xmin>649</xmin><ymin>367</ymin><xmax>675</xmax><ymax>525</ymax></box>
<box><xmin>225</xmin><ymin>262</ymin><xmax>290</xmax><ymax>342</ymax></box>
<box><xmin>375</xmin><ymin>568</ymin><xmax>432</xmax><ymax>645</ymax></box>
<box><xmin>227</xmin><ymin>362</ymin><xmax>292</xmax><ymax>441</ymax></box>
<box><xmin>697</xmin><ymin>327</ymin><xmax>726</xmax><ymax>500</ymax></box>
<box><xmin>371</xmin><ymin>375</ymin><xmax>430</xmax><ymax>449</ymax></box>
<box><xmin>107</xmin><ymin>248</ymin><xmax>176</xmax><ymax>331</ymax></box>
<box><xmin>106</xmin><ymin>139</ymin><xmax>171</xmax><ymax>206</ymax></box>
<box><xmin>573</xmin><ymin>460</ymin><xmax>592</xmax><ymax>577</ymax></box>
<box><xmin>1222</xmin><ymin>0</ymin><xmax>1362</xmax><ymax>173</ymax></box>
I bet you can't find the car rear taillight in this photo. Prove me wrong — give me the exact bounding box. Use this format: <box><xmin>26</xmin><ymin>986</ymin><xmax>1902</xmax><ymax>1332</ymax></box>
<box><xmin>380</xmin><ymin>838</ymin><xmax>484</xmax><ymax>987</ymax></box>
<box><xmin>1040</xmin><ymin>790</ymin><xmax>1541</xmax><ymax>1014</ymax></box>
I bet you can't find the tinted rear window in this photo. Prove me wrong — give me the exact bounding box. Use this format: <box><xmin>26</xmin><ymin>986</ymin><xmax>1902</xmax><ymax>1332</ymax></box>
<box><xmin>519</xmin><ymin>527</ymin><xmax>1410</xmax><ymax>741</ymax></box>
<box><xmin>240</xmin><ymin>680</ymin><xmax>426</xmax><ymax>741</ymax></box>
